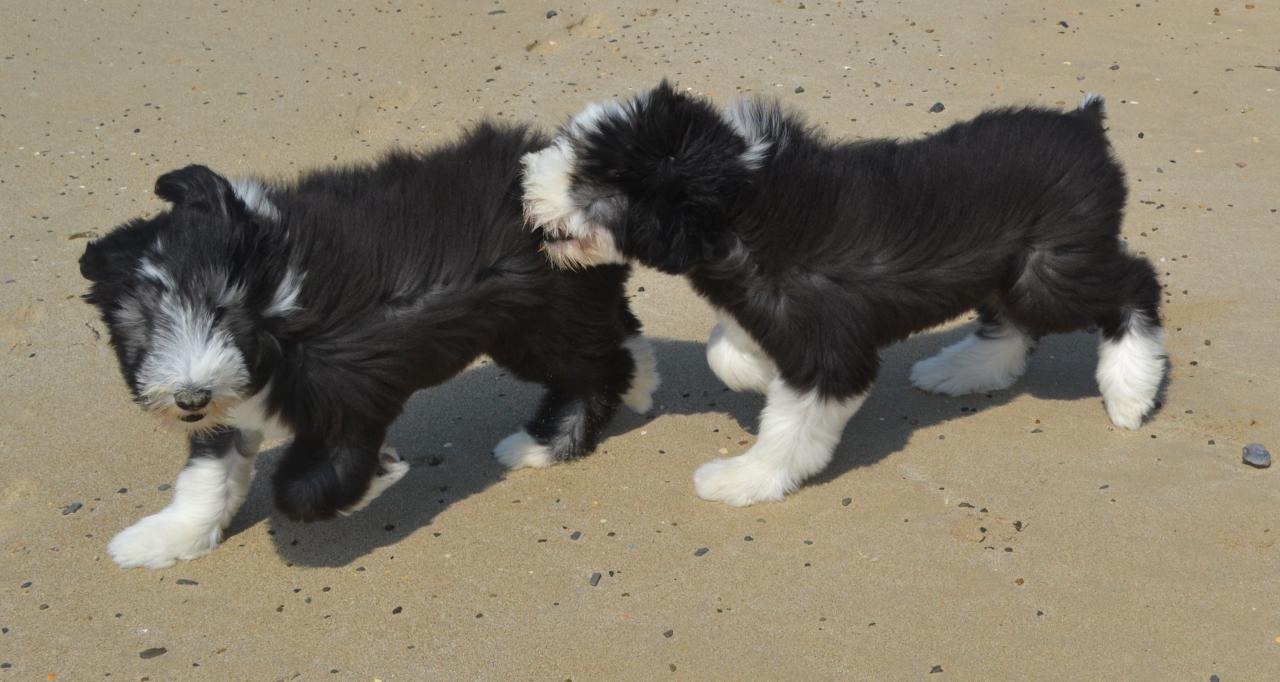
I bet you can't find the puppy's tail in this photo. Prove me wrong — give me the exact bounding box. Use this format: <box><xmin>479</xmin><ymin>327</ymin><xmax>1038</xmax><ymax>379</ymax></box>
<box><xmin>1075</xmin><ymin>93</ymin><xmax>1107</xmax><ymax>123</ymax></box>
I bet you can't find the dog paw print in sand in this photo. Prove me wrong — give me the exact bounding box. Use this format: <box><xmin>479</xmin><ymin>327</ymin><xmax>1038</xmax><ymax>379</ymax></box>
<box><xmin>0</xmin><ymin>303</ymin><xmax>46</xmax><ymax>352</ymax></box>
<box><xmin>526</xmin><ymin>11</ymin><xmax>641</xmax><ymax>53</ymax></box>
<box><xmin>348</xmin><ymin>85</ymin><xmax>423</xmax><ymax>138</ymax></box>
<box><xmin>948</xmin><ymin>503</ymin><xmax>1026</xmax><ymax>554</ymax></box>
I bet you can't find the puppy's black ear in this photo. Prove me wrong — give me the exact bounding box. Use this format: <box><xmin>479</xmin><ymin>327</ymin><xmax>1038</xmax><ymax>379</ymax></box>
<box><xmin>636</xmin><ymin>207</ymin><xmax>730</xmax><ymax>275</ymax></box>
<box><xmin>155</xmin><ymin>165</ymin><xmax>243</xmax><ymax>218</ymax></box>
<box><xmin>79</xmin><ymin>239</ymin><xmax>113</xmax><ymax>283</ymax></box>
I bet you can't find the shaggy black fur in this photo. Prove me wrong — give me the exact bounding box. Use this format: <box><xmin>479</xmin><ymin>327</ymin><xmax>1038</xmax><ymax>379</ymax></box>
<box><xmin>82</xmin><ymin>123</ymin><xmax>644</xmax><ymax>522</ymax></box>
<box><xmin>542</xmin><ymin>82</ymin><xmax>1161</xmax><ymax>400</ymax></box>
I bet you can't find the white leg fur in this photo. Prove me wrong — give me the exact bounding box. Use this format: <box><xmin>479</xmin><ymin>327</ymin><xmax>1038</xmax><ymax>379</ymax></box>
<box><xmin>694</xmin><ymin>378</ymin><xmax>866</xmax><ymax>506</ymax></box>
<box><xmin>620</xmin><ymin>335</ymin><xmax>661</xmax><ymax>413</ymax></box>
<box><xmin>340</xmin><ymin>446</ymin><xmax>409</xmax><ymax>515</ymax></box>
<box><xmin>108</xmin><ymin>439</ymin><xmax>258</xmax><ymax>570</ymax></box>
<box><xmin>910</xmin><ymin>324</ymin><xmax>1033</xmax><ymax>396</ymax></box>
<box><xmin>706</xmin><ymin>311</ymin><xmax>777</xmax><ymax>394</ymax></box>
<box><xmin>493</xmin><ymin>430</ymin><xmax>553</xmax><ymax>470</ymax></box>
<box><xmin>1096</xmin><ymin>312</ymin><xmax>1165</xmax><ymax>429</ymax></box>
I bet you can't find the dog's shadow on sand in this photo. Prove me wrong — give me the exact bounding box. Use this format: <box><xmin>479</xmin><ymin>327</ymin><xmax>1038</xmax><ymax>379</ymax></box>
<box><xmin>234</xmin><ymin>324</ymin><xmax>1120</xmax><ymax>567</ymax></box>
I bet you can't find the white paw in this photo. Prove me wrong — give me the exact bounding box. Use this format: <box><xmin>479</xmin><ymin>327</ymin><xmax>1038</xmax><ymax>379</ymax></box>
<box><xmin>341</xmin><ymin>446</ymin><xmax>409</xmax><ymax>515</ymax></box>
<box><xmin>706</xmin><ymin>323</ymin><xmax>775</xmax><ymax>394</ymax></box>
<box><xmin>621</xmin><ymin>336</ymin><xmax>660</xmax><ymax>413</ymax></box>
<box><xmin>493</xmin><ymin>430</ymin><xmax>553</xmax><ymax>470</ymax></box>
<box><xmin>693</xmin><ymin>456</ymin><xmax>793</xmax><ymax>507</ymax></box>
<box><xmin>909</xmin><ymin>339</ymin><xmax>1026</xmax><ymax>396</ymax></box>
<box><xmin>1104</xmin><ymin>396</ymin><xmax>1150</xmax><ymax>430</ymax></box>
<box><xmin>107</xmin><ymin>512</ymin><xmax>221</xmax><ymax>570</ymax></box>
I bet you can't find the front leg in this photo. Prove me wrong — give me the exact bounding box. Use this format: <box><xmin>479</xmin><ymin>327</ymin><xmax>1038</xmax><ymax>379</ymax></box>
<box><xmin>272</xmin><ymin>429</ymin><xmax>406</xmax><ymax>522</ymax></box>
<box><xmin>706</xmin><ymin>310</ymin><xmax>776</xmax><ymax>394</ymax></box>
<box><xmin>108</xmin><ymin>428</ymin><xmax>261</xmax><ymax>569</ymax></box>
<box><xmin>694</xmin><ymin>377</ymin><xmax>868</xmax><ymax>506</ymax></box>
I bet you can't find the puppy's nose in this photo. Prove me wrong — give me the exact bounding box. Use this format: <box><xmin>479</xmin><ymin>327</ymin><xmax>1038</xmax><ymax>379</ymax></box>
<box><xmin>174</xmin><ymin>388</ymin><xmax>212</xmax><ymax>411</ymax></box>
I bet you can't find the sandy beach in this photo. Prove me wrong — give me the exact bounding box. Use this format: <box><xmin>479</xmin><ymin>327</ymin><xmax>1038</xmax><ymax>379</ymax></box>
<box><xmin>1</xmin><ymin>1</ymin><xmax>1277</xmax><ymax>678</ymax></box>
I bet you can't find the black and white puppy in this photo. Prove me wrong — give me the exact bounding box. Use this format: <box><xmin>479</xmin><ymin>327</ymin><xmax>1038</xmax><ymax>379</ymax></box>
<box><xmin>522</xmin><ymin>82</ymin><xmax>1165</xmax><ymax>507</ymax></box>
<box><xmin>81</xmin><ymin>122</ymin><xmax>659</xmax><ymax>569</ymax></box>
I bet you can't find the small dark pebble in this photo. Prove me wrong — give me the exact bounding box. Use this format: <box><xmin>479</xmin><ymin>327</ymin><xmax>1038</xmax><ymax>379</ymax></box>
<box><xmin>1243</xmin><ymin>443</ymin><xmax>1271</xmax><ymax>468</ymax></box>
<box><xmin>175</xmin><ymin>579</ymin><xmax>198</xmax><ymax>586</ymax></box>
<box><xmin>693</xmin><ymin>547</ymin><xmax>709</xmax><ymax>557</ymax></box>
<box><xmin>487</xmin><ymin>9</ymin><xmax>506</xmax><ymax>15</ymax></box>
<box><xmin>546</xmin><ymin>9</ymin><xmax>558</xmax><ymax>18</ymax></box>
<box><xmin>569</xmin><ymin>531</ymin><xmax>582</xmax><ymax>540</ymax></box>
<box><xmin>930</xmin><ymin>665</ymin><xmax>943</xmax><ymax>674</ymax></box>
<box><xmin>61</xmin><ymin>502</ymin><xmax>82</xmax><ymax>515</ymax></box>
<box><xmin>663</xmin><ymin>629</ymin><xmax>674</xmax><ymax>638</ymax></box>
<box><xmin>20</xmin><ymin>581</ymin><xmax>31</xmax><ymax>588</ymax></box>
<box><xmin>0</xmin><ymin>662</ymin><xmax>9</xmax><ymax>669</ymax></box>
<box><xmin>743</xmin><ymin>535</ymin><xmax>754</xmax><ymax>542</ymax></box>
<box><xmin>1210</xmin><ymin>675</ymin><xmax>1220</xmax><ymax>682</ymax></box>
<box><xmin>1058</xmin><ymin>20</ymin><xmax>1069</xmax><ymax>28</ymax></box>
<box><xmin>1030</xmin><ymin>428</ymin><xmax>1043</xmax><ymax>434</ymax></box>
<box><xmin>589</xmin><ymin>572</ymin><xmax>602</xmax><ymax>587</ymax></box>
<box><xmin>117</xmin><ymin>487</ymin><xmax>128</xmax><ymax>494</ymax></box>
<box><xmin>38</xmin><ymin>604</ymin><xmax>48</xmax><ymax>610</ymax></box>
<box><xmin>958</xmin><ymin>502</ymin><xmax>974</xmax><ymax>508</ymax></box>
<box><xmin>928</xmin><ymin>102</ymin><xmax>945</xmax><ymax>113</ymax></box>
<box><xmin>158</xmin><ymin>484</ymin><xmax>171</xmax><ymax>491</ymax></box>
<box><xmin>139</xmin><ymin>647</ymin><xmax>167</xmax><ymax>659</ymax></box>
<box><xmin>841</xmin><ymin>497</ymin><xmax>852</xmax><ymax>507</ymax></box>
<box><xmin>392</xmin><ymin>606</ymin><xmax>402</xmax><ymax>614</ymax></box>
<box><xmin>1109</xmin><ymin>64</ymin><xmax>1120</xmax><ymax>70</ymax></box>
<box><xmin>794</xmin><ymin>86</ymin><xmax>805</xmax><ymax>94</ymax></box>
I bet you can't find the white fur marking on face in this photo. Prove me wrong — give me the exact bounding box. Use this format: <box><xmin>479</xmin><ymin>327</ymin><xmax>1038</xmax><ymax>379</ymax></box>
<box><xmin>137</xmin><ymin>258</ymin><xmax>175</xmax><ymax>289</ymax></box>
<box><xmin>493</xmin><ymin>430</ymin><xmax>554</xmax><ymax>470</ymax></box>
<box><xmin>706</xmin><ymin>310</ymin><xmax>777</xmax><ymax>394</ymax></box>
<box><xmin>566</xmin><ymin>98</ymin><xmax>632</xmax><ymax>137</ymax></box>
<box><xmin>722</xmin><ymin>98</ymin><xmax>775</xmax><ymax>170</ymax></box>
<box><xmin>521</xmin><ymin>140</ymin><xmax>580</xmax><ymax>235</ymax></box>
<box><xmin>230</xmin><ymin>177</ymin><xmax>281</xmax><ymax>221</ymax></box>
<box><xmin>340</xmin><ymin>446</ymin><xmax>409</xmax><ymax>514</ymax></box>
<box><xmin>265</xmin><ymin>268</ymin><xmax>303</xmax><ymax>317</ymax></box>
<box><xmin>226</xmin><ymin>386</ymin><xmax>292</xmax><ymax>441</ymax></box>
<box><xmin>108</xmin><ymin>443</ymin><xmax>257</xmax><ymax>569</ymax></box>
<box><xmin>137</xmin><ymin>296</ymin><xmax>249</xmax><ymax>414</ymax></box>
<box><xmin>521</xmin><ymin>139</ymin><xmax>627</xmax><ymax>269</ymax></box>
<box><xmin>1096</xmin><ymin>311</ymin><xmax>1165</xmax><ymax>429</ymax></box>
<box><xmin>694</xmin><ymin>378</ymin><xmax>866</xmax><ymax>506</ymax></box>
<box><xmin>1079</xmin><ymin>92</ymin><xmax>1106</xmax><ymax>114</ymax></box>
<box><xmin>621</xmin><ymin>335</ymin><xmax>661</xmax><ymax>413</ymax></box>
<box><xmin>910</xmin><ymin>324</ymin><xmax>1033</xmax><ymax>396</ymax></box>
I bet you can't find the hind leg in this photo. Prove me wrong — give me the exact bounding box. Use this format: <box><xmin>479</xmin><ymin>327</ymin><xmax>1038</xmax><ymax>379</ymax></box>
<box><xmin>911</xmin><ymin>306</ymin><xmax>1035</xmax><ymax>396</ymax></box>
<box><xmin>1095</xmin><ymin>259</ymin><xmax>1166</xmax><ymax>429</ymax></box>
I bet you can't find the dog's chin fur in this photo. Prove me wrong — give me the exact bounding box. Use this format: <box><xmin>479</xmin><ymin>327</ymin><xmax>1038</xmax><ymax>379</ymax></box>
<box><xmin>83</xmin><ymin>122</ymin><xmax>659</xmax><ymax>569</ymax></box>
<box><xmin>525</xmin><ymin>80</ymin><xmax>1167</xmax><ymax>506</ymax></box>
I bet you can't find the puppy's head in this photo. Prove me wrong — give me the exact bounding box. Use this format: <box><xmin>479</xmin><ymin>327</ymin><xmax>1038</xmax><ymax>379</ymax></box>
<box><xmin>522</xmin><ymin>81</ymin><xmax>760</xmax><ymax>274</ymax></box>
<box><xmin>80</xmin><ymin>165</ymin><xmax>284</xmax><ymax>432</ymax></box>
